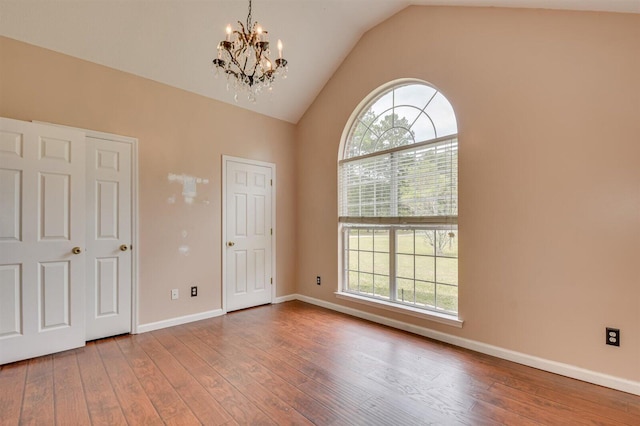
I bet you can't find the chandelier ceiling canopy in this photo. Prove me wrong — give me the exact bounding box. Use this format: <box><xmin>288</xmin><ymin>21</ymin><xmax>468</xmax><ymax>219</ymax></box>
<box><xmin>212</xmin><ymin>0</ymin><xmax>288</xmax><ymax>102</ymax></box>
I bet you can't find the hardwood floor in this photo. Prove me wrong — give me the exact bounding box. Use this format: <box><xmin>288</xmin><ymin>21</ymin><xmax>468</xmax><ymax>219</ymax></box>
<box><xmin>1</xmin><ymin>301</ymin><xmax>639</xmax><ymax>425</ymax></box>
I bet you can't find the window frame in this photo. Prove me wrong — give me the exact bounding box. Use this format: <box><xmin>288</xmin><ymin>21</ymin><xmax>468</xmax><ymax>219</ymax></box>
<box><xmin>337</xmin><ymin>79</ymin><xmax>462</xmax><ymax>327</ymax></box>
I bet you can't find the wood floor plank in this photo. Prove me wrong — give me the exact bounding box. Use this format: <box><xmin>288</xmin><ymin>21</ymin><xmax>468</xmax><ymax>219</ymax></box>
<box><xmin>0</xmin><ymin>360</ymin><xmax>28</xmax><ymax>426</ymax></box>
<box><xmin>95</xmin><ymin>337</ymin><xmax>164</xmax><ymax>425</ymax></box>
<box><xmin>19</xmin><ymin>355</ymin><xmax>54</xmax><ymax>425</ymax></box>
<box><xmin>52</xmin><ymin>350</ymin><xmax>91</xmax><ymax>425</ymax></box>
<box><xmin>469</xmin><ymin>400</ymin><xmax>542</xmax><ymax>426</ymax></box>
<box><xmin>75</xmin><ymin>342</ymin><xmax>127</xmax><ymax>426</ymax></box>
<box><xmin>2</xmin><ymin>301</ymin><xmax>639</xmax><ymax>425</ymax></box>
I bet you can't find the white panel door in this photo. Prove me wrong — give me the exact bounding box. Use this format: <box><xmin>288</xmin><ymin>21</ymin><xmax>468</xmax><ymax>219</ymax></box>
<box><xmin>225</xmin><ymin>159</ymin><xmax>273</xmax><ymax>312</ymax></box>
<box><xmin>85</xmin><ymin>136</ymin><xmax>132</xmax><ymax>340</ymax></box>
<box><xmin>0</xmin><ymin>117</ymin><xmax>86</xmax><ymax>365</ymax></box>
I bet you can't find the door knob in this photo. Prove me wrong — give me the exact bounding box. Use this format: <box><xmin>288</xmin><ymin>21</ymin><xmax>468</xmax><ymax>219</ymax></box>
<box><xmin>72</xmin><ymin>247</ymin><xmax>82</xmax><ymax>255</ymax></box>
<box><xmin>119</xmin><ymin>244</ymin><xmax>128</xmax><ymax>252</ymax></box>
<box><xmin>227</xmin><ymin>241</ymin><xmax>235</xmax><ymax>247</ymax></box>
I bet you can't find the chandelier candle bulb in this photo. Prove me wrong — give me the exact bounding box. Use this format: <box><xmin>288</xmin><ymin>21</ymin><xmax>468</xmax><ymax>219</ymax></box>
<box><xmin>225</xmin><ymin>24</ymin><xmax>232</xmax><ymax>41</ymax></box>
<box><xmin>277</xmin><ymin>39</ymin><xmax>283</xmax><ymax>59</ymax></box>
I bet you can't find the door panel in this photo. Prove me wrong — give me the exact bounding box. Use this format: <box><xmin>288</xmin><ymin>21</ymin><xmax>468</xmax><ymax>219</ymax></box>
<box><xmin>85</xmin><ymin>137</ymin><xmax>131</xmax><ymax>341</ymax></box>
<box><xmin>225</xmin><ymin>159</ymin><xmax>273</xmax><ymax>312</ymax></box>
<box><xmin>0</xmin><ymin>117</ymin><xmax>86</xmax><ymax>365</ymax></box>
<box><xmin>0</xmin><ymin>168</ymin><xmax>21</xmax><ymax>241</ymax></box>
<box><xmin>39</xmin><ymin>260</ymin><xmax>70</xmax><ymax>329</ymax></box>
<box><xmin>0</xmin><ymin>264</ymin><xmax>21</xmax><ymax>337</ymax></box>
<box><xmin>39</xmin><ymin>172</ymin><xmax>70</xmax><ymax>240</ymax></box>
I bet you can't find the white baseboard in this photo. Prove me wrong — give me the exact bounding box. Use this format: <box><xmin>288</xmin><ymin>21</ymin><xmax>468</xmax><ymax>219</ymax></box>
<box><xmin>294</xmin><ymin>294</ymin><xmax>640</xmax><ymax>396</ymax></box>
<box><xmin>136</xmin><ymin>309</ymin><xmax>225</xmax><ymax>334</ymax></box>
<box><xmin>274</xmin><ymin>294</ymin><xmax>298</xmax><ymax>304</ymax></box>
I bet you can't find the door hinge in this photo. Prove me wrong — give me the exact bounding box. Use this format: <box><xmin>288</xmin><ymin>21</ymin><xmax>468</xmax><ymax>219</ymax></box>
<box><xmin>270</xmin><ymin>228</ymin><xmax>273</xmax><ymax>235</ymax></box>
<box><xmin>270</xmin><ymin>179</ymin><xmax>273</xmax><ymax>186</ymax></box>
<box><xmin>270</xmin><ymin>278</ymin><xmax>273</xmax><ymax>284</ymax></box>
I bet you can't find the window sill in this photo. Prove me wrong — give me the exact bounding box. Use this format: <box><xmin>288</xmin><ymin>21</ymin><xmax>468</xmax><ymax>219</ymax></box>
<box><xmin>334</xmin><ymin>292</ymin><xmax>464</xmax><ymax>328</ymax></box>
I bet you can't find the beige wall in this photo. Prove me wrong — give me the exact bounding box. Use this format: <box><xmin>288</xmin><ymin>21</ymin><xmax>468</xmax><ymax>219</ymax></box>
<box><xmin>296</xmin><ymin>7</ymin><xmax>640</xmax><ymax>381</ymax></box>
<box><xmin>0</xmin><ymin>36</ymin><xmax>297</xmax><ymax>325</ymax></box>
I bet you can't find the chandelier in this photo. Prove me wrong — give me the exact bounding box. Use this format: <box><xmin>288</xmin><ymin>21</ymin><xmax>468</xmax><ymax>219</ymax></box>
<box><xmin>212</xmin><ymin>0</ymin><xmax>288</xmax><ymax>102</ymax></box>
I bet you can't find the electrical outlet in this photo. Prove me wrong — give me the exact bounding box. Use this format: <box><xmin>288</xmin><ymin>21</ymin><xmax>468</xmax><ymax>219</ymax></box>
<box><xmin>606</xmin><ymin>327</ymin><xmax>620</xmax><ymax>347</ymax></box>
<box><xmin>191</xmin><ymin>286</ymin><xmax>197</xmax><ymax>297</ymax></box>
<box><xmin>171</xmin><ymin>289</ymin><xmax>179</xmax><ymax>300</ymax></box>
<box><xmin>316</xmin><ymin>276</ymin><xmax>321</xmax><ymax>285</ymax></box>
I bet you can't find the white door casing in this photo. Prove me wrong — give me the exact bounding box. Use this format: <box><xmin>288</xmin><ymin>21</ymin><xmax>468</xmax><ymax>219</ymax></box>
<box><xmin>0</xmin><ymin>117</ymin><xmax>86</xmax><ymax>364</ymax></box>
<box><xmin>85</xmin><ymin>136</ymin><xmax>132</xmax><ymax>340</ymax></box>
<box><xmin>223</xmin><ymin>157</ymin><xmax>275</xmax><ymax>312</ymax></box>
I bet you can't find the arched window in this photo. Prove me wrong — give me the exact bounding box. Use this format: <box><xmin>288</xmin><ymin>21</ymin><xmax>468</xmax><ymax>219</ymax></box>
<box><xmin>338</xmin><ymin>80</ymin><xmax>459</xmax><ymax>317</ymax></box>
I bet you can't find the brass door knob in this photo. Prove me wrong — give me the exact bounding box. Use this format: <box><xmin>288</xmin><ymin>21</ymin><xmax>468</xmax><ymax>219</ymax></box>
<box><xmin>227</xmin><ymin>241</ymin><xmax>235</xmax><ymax>247</ymax></box>
<box><xmin>72</xmin><ymin>247</ymin><xmax>82</xmax><ymax>255</ymax></box>
<box><xmin>119</xmin><ymin>244</ymin><xmax>128</xmax><ymax>252</ymax></box>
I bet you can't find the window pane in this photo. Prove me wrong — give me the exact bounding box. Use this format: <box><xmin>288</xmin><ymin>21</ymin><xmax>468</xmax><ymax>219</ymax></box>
<box><xmin>348</xmin><ymin>228</ymin><xmax>358</xmax><ymax>250</ymax></box>
<box><xmin>369</xmin><ymin>91</ymin><xmax>393</xmax><ymax>118</ymax></box>
<box><xmin>347</xmin><ymin>271</ymin><xmax>358</xmax><ymax>291</ymax></box>
<box><xmin>359</xmin><ymin>229</ymin><xmax>373</xmax><ymax>251</ymax></box>
<box><xmin>415</xmin><ymin>255</ymin><xmax>435</xmax><ymax>282</ymax></box>
<box><xmin>436</xmin><ymin>257</ymin><xmax>458</xmax><ymax>285</ymax></box>
<box><xmin>358</xmin><ymin>109</ymin><xmax>377</xmax><ymax>127</ymax></box>
<box><xmin>374</xmin><ymin>275</ymin><xmax>390</xmax><ymax>299</ymax></box>
<box><xmin>374</xmin><ymin>253</ymin><xmax>389</xmax><ymax>275</ymax></box>
<box><xmin>371</xmin><ymin>113</ymin><xmax>394</xmax><ymax>139</ymax></box>
<box><xmin>411</xmin><ymin>113</ymin><xmax>436</xmax><ymax>143</ymax></box>
<box><xmin>396</xmin><ymin>254</ymin><xmax>414</xmax><ymax>279</ymax></box>
<box><xmin>436</xmin><ymin>284</ymin><xmax>458</xmax><ymax>312</ymax></box>
<box><xmin>347</xmin><ymin>122</ymin><xmax>367</xmax><ymax>157</ymax></box>
<box><xmin>348</xmin><ymin>250</ymin><xmax>359</xmax><ymax>271</ymax></box>
<box><xmin>415</xmin><ymin>280</ymin><xmax>435</xmax><ymax>307</ymax></box>
<box><xmin>394</xmin><ymin>106</ymin><xmax>421</xmax><ymax>128</ymax></box>
<box><xmin>415</xmin><ymin>230</ymin><xmax>435</xmax><ymax>256</ymax></box>
<box><xmin>396</xmin><ymin>230</ymin><xmax>414</xmax><ymax>254</ymax></box>
<box><xmin>397</xmin><ymin>278</ymin><xmax>415</xmax><ymax>303</ymax></box>
<box><xmin>437</xmin><ymin>229</ymin><xmax>458</xmax><ymax>257</ymax></box>
<box><xmin>425</xmin><ymin>92</ymin><xmax>458</xmax><ymax>138</ymax></box>
<box><xmin>377</xmin><ymin>127</ymin><xmax>414</xmax><ymax>150</ymax></box>
<box><xmin>359</xmin><ymin>251</ymin><xmax>373</xmax><ymax>273</ymax></box>
<box><xmin>359</xmin><ymin>273</ymin><xmax>374</xmax><ymax>295</ymax></box>
<box><xmin>373</xmin><ymin>229</ymin><xmax>389</xmax><ymax>252</ymax></box>
<box><xmin>394</xmin><ymin>84</ymin><xmax>437</xmax><ymax>109</ymax></box>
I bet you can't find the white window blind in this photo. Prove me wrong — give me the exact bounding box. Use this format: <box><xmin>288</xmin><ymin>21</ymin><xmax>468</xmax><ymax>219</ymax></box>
<box><xmin>339</xmin><ymin>136</ymin><xmax>458</xmax><ymax>224</ymax></box>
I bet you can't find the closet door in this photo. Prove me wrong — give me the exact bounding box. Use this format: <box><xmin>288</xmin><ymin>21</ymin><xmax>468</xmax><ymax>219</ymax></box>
<box><xmin>0</xmin><ymin>117</ymin><xmax>86</xmax><ymax>364</ymax></box>
<box><xmin>85</xmin><ymin>135</ymin><xmax>132</xmax><ymax>341</ymax></box>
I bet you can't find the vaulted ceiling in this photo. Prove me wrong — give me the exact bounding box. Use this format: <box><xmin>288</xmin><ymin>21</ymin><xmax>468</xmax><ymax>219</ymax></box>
<box><xmin>1</xmin><ymin>0</ymin><xmax>638</xmax><ymax>123</ymax></box>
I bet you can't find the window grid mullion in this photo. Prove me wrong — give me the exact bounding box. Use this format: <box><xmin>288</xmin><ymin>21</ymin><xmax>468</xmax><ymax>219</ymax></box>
<box><xmin>389</xmin><ymin>227</ymin><xmax>396</xmax><ymax>303</ymax></box>
<box><xmin>433</xmin><ymin>229</ymin><xmax>438</xmax><ymax>309</ymax></box>
<box><xmin>413</xmin><ymin>230</ymin><xmax>417</xmax><ymax>304</ymax></box>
